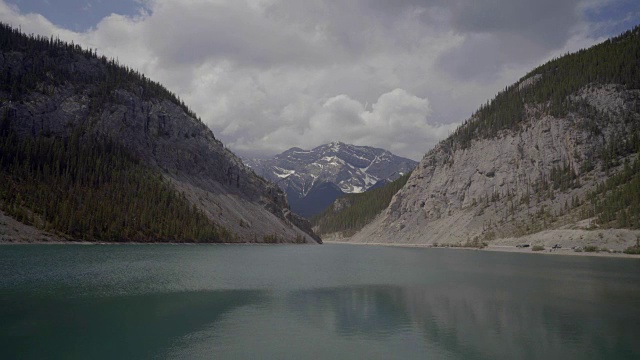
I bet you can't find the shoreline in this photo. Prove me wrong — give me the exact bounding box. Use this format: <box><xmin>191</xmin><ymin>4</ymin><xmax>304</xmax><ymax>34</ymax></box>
<box><xmin>0</xmin><ymin>239</ymin><xmax>317</xmax><ymax>245</ymax></box>
<box><xmin>323</xmin><ymin>240</ymin><xmax>640</xmax><ymax>259</ymax></box>
<box><xmin>2</xmin><ymin>238</ymin><xmax>637</xmax><ymax>258</ymax></box>
<box><xmin>0</xmin><ymin>209</ymin><xmax>322</xmax><ymax>245</ymax></box>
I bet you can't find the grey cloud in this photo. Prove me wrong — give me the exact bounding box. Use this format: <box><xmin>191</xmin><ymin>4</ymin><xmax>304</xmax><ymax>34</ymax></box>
<box><xmin>435</xmin><ymin>0</ymin><xmax>583</xmax><ymax>80</ymax></box>
<box><xmin>437</xmin><ymin>33</ymin><xmax>552</xmax><ymax>82</ymax></box>
<box><xmin>448</xmin><ymin>0</ymin><xmax>581</xmax><ymax>49</ymax></box>
<box><xmin>352</xmin><ymin>0</ymin><xmax>585</xmax><ymax>80</ymax></box>
<box><xmin>364</xmin><ymin>0</ymin><xmax>581</xmax><ymax>46</ymax></box>
<box><xmin>1</xmin><ymin>0</ymin><xmax>629</xmax><ymax>161</ymax></box>
<box><xmin>143</xmin><ymin>1</ymin><xmax>338</xmax><ymax>69</ymax></box>
<box><xmin>264</xmin><ymin>0</ymin><xmax>437</xmax><ymax>59</ymax></box>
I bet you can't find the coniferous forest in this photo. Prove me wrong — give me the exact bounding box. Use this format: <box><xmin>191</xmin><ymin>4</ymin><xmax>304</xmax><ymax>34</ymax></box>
<box><xmin>449</xmin><ymin>26</ymin><xmax>640</xmax><ymax>150</ymax></box>
<box><xmin>0</xmin><ymin>22</ymin><xmax>236</xmax><ymax>242</ymax></box>
<box><xmin>0</xmin><ymin>113</ymin><xmax>233</xmax><ymax>242</ymax></box>
<box><xmin>0</xmin><ymin>22</ymin><xmax>200</xmax><ymax>120</ymax></box>
<box><xmin>441</xmin><ymin>26</ymin><xmax>640</xmax><ymax>232</ymax></box>
<box><xmin>588</xmin><ymin>157</ymin><xmax>640</xmax><ymax>229</ymax></box>
<box><xmin>311</xmin><ymin>172</ymin><xmax>411</xmax><ymax>236</ymax></box>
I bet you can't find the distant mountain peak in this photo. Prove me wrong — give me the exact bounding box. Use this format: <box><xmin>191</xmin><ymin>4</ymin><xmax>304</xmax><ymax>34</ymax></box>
<box><xmin>245</xmin><ymin>142</ymin><xmax>417</xmax><ymax>218</ymax></box>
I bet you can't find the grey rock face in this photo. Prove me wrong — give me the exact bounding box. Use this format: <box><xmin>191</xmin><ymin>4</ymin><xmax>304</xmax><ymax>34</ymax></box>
<box><xmin>246</xmin><ymin>142</ymin><xmax>417</xmax><ymax>198</ymax></box>
<box><xmin>332</xmin><ymin>197</ymin><xmax>353</xmax><ymax>213</ymax></box>
<box><xmin>1</xmin><ymin>52</ymin><xmax>319</xmax><ymax>244</ymax></box>
<box><xmin>351</xmin><ymin>85</ymin><xmax>640</xmax><ymax>245</ymax></box>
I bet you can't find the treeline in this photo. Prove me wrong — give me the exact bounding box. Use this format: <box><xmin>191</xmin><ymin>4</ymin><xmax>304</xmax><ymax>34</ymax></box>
<box><xmin>311</xmin><ymin>172</ymin><xmax>411</xmax><ymax>235</ymax></box>
<box><xmin>450</xmin><ymin>26</ymin><xmax>640</xmax><ymax>149</ymax></box>
<box><xmin>0</xmin><ymin>113</ymin><xmax>233</xmax><ymax>242</ymax></box>
<box><xmin>0</xmin><ymin>22</ymin><xmax>200</xmax><ymax>121</ymax></box>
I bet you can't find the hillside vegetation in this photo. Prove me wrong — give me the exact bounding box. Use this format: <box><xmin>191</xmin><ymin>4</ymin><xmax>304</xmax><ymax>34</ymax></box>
<box><xmin>450</xmin><ymin>26</ymin><xmax>640</xmax><ymax>150</ymax></box>
<box><xmin>0</xmin><ymin>23</ymin><xmax>242</xmax><ymax>242</ymax></box>
<box><xmin>311</xmin><ymin>172</ymin><xmax>411</xmax><ymax>237</ymax></box>
<box><xmin>441</xmin><ymin>26</ymin><xmax>640</xmax><ymax>235</ymax></box>
<box><xmin>347</xmin><ymin>25</ymin><xmax>640</xmax><ymax>249</ymax></box>
<box><xmin>588</xmin><ymin>157</ymin><xmax>640</xmax><ymax>229</ymax></box>
<box><xmin>0</xmin><ymin>23</ymin><xmax>199</xmax><ymax>121</ymax></box>
<box><xmin>0</xmin><ymin>22</ymin><xmax>320</xmax><ymax>243</ymax></box>
<box><xmin>0</xmin><ymin>113</ymin><xmax>234</xmax><ymax>242</ymax></box>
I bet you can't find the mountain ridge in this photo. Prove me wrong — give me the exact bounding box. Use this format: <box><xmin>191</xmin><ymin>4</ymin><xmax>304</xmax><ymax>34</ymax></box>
<box><xmin>244</xmin><ymin>142</ymin><xmax>417</xmax><ymax>217</ymax></box>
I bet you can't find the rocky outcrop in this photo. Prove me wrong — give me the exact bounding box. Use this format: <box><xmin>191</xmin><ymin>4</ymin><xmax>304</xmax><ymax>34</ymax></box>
<box><xmin>350</xmin><ymin>84</ymin><xmax>640</xmax><ymax>247</ymax></box>
<box><xmin>332</xmin><ymin>197</ymin><xmax>353</xmax><ymax>213</ymax></box>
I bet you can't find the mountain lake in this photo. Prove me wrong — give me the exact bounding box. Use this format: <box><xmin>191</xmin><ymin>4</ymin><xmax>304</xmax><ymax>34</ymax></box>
<box><xmin>1</xmin><ymin>244</ymin><xmax>639</xmax><ymax>359</ymax></box>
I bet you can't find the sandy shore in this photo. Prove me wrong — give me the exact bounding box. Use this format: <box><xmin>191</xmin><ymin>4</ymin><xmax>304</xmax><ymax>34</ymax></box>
<box><xmin>323</xmin><ymin>240</ymin><xmax>640</xmax><ymax>259</ymax></box>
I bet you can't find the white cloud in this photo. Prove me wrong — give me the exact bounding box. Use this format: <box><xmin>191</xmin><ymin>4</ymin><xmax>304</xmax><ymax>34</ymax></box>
<box><xmin>234</xmin><ymin>89</ymin><xmax>459</xmax><ymax>160</ymax></box>
<box><xmin>0</xmin><ymin>0</ymin><xmax>634</xmax><ymax>160</ymax></box>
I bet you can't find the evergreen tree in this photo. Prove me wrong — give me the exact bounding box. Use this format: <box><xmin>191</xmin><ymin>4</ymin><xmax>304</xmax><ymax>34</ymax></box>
<box><xmin>311</xmin><ymin>172</ymin><xmax>411</xmax><ymax>235</ymax></box>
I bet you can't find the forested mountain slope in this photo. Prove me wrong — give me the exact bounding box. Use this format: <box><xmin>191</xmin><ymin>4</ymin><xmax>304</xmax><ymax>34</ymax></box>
<box><xmin>350</xmin><ymin>26</ymin><xmax>640</xmax><ymax>249</ymax></box>
<box><xmin>0</xmin><ymin>23</ymin><xmax>320</xmax><ymax>243</ymax></box>
<box><xmin>311</xmin><ymin>172</ymin><xmax>411</xmax><ymax>238</ymax></box>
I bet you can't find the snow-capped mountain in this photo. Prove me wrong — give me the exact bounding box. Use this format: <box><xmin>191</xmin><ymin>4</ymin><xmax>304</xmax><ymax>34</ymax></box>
<box><xmin>245</xmin><ymin>142</ymin><xmax>417</xmax><ymax>218</ymax></box>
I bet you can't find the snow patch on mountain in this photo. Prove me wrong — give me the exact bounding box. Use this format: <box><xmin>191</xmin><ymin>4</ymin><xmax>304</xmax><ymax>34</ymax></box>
<box><xmin>244</xmin><ymin>142</ymin><xmax>417</xmax><ymax>217</ymax></box>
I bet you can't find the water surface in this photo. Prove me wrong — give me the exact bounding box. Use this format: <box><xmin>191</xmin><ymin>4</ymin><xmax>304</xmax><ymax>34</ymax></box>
<box><xmin>1</xmin><ymin>244</ymin><xmax>639</xmax><ymax>359</ymax></box>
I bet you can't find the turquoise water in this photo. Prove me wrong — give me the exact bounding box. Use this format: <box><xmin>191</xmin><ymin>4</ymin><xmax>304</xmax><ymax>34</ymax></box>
<box><xmin>1</xmin><ymin>244</ymin><xmax>639</xmax><ymax>359</ymax></box>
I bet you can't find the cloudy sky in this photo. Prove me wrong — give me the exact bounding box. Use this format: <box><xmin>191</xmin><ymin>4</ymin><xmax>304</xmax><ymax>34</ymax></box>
<box><xmin>1</xmin><ymin>0</ymin><xmax>639</xmax><ymax>160</ymax></box>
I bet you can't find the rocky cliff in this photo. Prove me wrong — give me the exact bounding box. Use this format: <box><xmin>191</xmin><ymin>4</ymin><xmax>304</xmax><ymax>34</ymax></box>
<box><xmin>349</xmin><ymin>28</ymin><xmax>640</xmax><ymax>249</ymax></box>
<box><xmin>0</xmin><ymin>23</ymin><xmax>320</xmax><ymax>243</ymax></box>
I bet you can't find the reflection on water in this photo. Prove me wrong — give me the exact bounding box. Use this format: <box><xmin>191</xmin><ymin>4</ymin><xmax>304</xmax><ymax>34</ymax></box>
<box><xmin>286</xmin><ymin>281</ymin><xmax>640</xmax><ymax>359</ymax></box>
<box><xmin>0</xmin><ymin>290</ymin><xmax>265</xmax><ymax>359</ymax></box>
<box><xmin>288</xmin><ymin>286</ymin><xmax>415</xmax><ymax>337</ymax></box>
<box><xmin>2</xmin><ymin>245</ymin><xmax>640</xmax><ymax>359</ymax></box>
